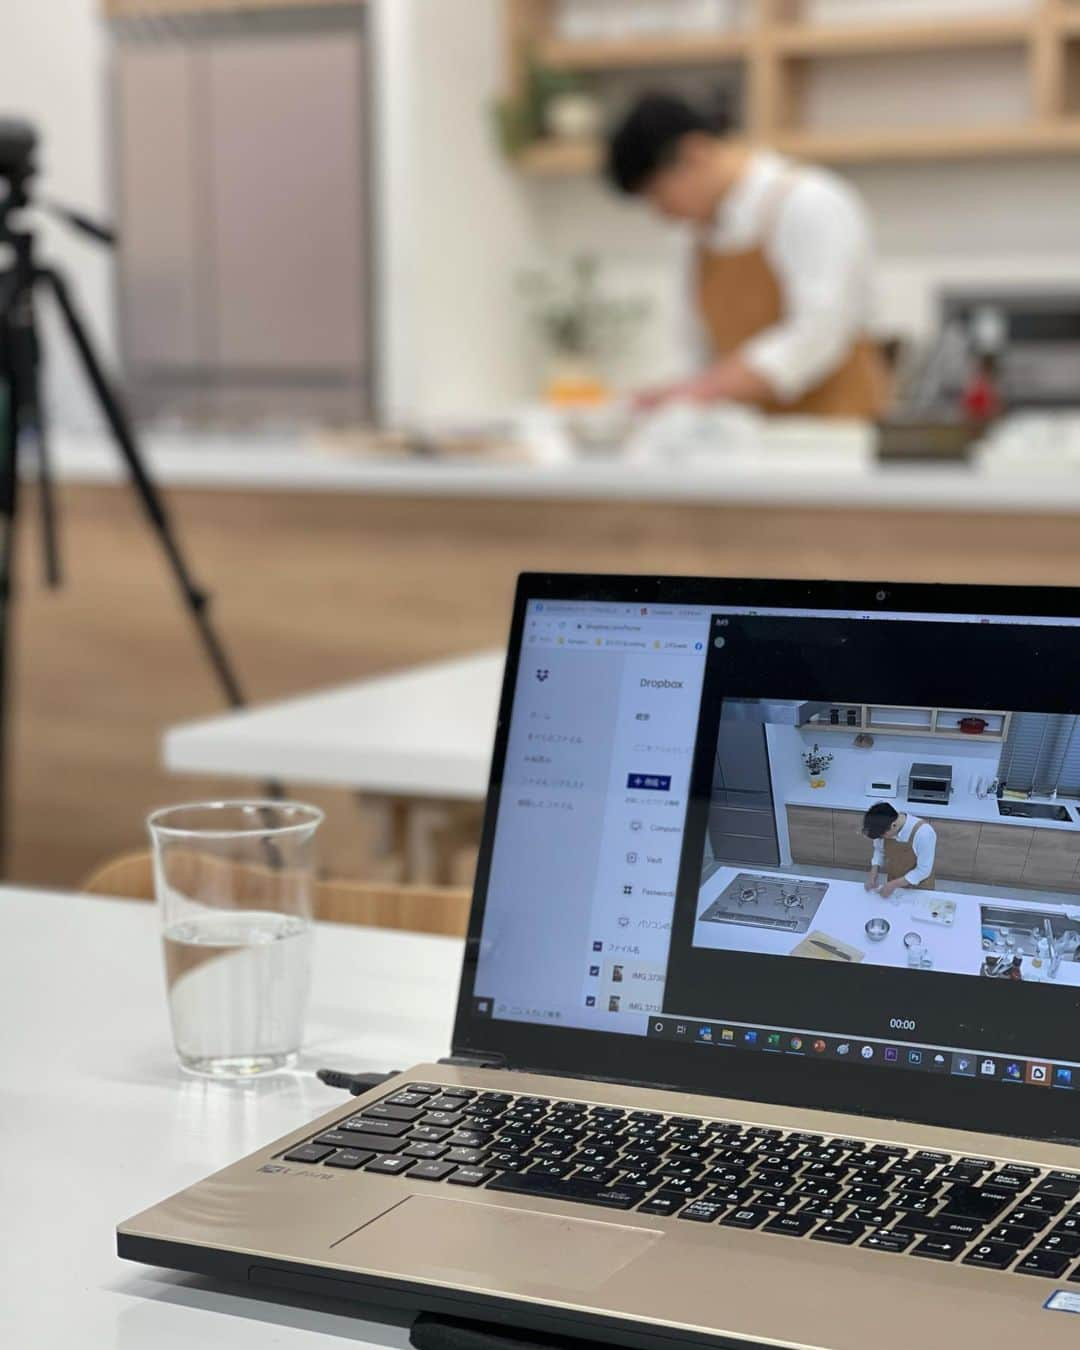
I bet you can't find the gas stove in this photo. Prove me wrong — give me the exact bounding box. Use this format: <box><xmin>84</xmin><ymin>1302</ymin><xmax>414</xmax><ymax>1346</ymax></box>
<box><xmin>699</xmin><ymin>873</ymin><xmax>829</xmax><ymax>934</ymax></box>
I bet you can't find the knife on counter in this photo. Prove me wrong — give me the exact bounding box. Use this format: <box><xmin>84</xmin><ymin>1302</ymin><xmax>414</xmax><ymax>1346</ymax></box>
<box><xmin>809</xmin><ymin>938</ymin><xmax>854</xmax><ymax>961</ymax></box>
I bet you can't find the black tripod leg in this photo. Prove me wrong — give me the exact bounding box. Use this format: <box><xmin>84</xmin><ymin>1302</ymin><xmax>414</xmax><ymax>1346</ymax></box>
<box><xmin>8</xmin><ymin>311</ymin><xmax>61</xmax><ymax>587</ymax></box>
<box><xmin>0</xmin><ymin>317</ymin><xmax>22</xmax><ymax>874</ymax></box>
<box><xmin>40</xmin><ymin>265</ymin><xmax>248</xmax><ymax>710</ymax></box>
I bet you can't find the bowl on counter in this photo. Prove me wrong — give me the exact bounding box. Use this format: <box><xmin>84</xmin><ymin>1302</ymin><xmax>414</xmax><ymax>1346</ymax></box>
<box><xmin>865</xmin><ymin>917</ymin><xmax>891</xmax><ymax>943</ymax></box>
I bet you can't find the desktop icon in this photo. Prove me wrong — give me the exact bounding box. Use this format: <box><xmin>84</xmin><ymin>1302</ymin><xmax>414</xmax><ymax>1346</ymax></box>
<box><xmin>931</xmin><ymin>1053</ymin><xmax>948</xmax><ymax>1070</ymax></box>
<box><xmin>813</xmin><ymin>1039</ymin><xmax>827</xmax><ymax>1054</ymax></box>
<box><xmin>1004</xmin><ymin>1061</ymin><xmax>1023</xmax><ymax>1081</ymax></box>
<box><xmin>951</xmin><ymin>1053</ymin><xmax>975</xmax><ymax>1077</ymax></box>
<box><xmin>860</xmin><ymin>1045</ymin><xmax>874</xmax><ymax>1060</ymax></box>
<box><xmin>1027</xmin><ymin>1061</ymin><xmax>1051</xmax><ymax>1086</ymax></box>
<box><xmin>884</xmin><ymin>1047</ymin><xmax>899</xmax><ymax>1064</ymax></box>
<box><xmin>588</xmin><ymin>965</ymin><xmax>600</xmax><ymax>977</ymax></box>
<box><xmin>592</xmin><ymin>940</ymin><xmax>603</xmax><ymax>952</ymax></box>
<box><xmin>790</xmin><ymin>1036</ymin><xmax>804</xmax><ymax>1052</ymax></box>
<box><xmin>744</xmin><ymin>1030</ymin><xmax>759</xmax><ymax>1045</ymax></box>
<box><xmin>675</xmin><ymin>1024</ymin><xmax>687</xmax><ymax>1037</ymax></box>
<box><xmin>836</xmin><ymin>1042</ymin><xmax>851</xmax><ymax>1056</ymax></box>
<box><xmin>1054</xmin><ymin>1066</ymin><xmax>1074</xmax><ymax>1087</ymax></box>
<box><xmin>907</xmin><ymin>1049</ymin><xmax>923</xmax><ymax>1066</ymax></box>
<box><xmin>535</xmin><ymin>669</ymin><xmax>550</xmax><ymax>683</ymax></box>
<box><xmin>721</xmin><ymin>1028</ymin><xmax>735</xmax><ymax>1042</ymax></box>
<box><xmin>585</xmin><ymin>996</ymin><xmax>596</xmax><ymax>1008</ymax></box>
<box><xmin>980</xmin><ymin>1058</ymin><xmax>997</xmax><ymax>1076</ymax></box>
<box><xmin>697</xmin><ymin>1025</ymin><xmax>713</xmax><ymax>1043</ymax></box>
<box><xmin>766</xmin><ymin>1032</ymin><xmax>781</xmax><ymax>1049</ymax></box>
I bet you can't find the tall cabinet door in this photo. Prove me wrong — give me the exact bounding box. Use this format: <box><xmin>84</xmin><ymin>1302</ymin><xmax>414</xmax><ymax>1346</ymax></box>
<box><xmin>114</xmin><ymin>42</ymin><xmax>203</xmax><ymax>373</ymax></box>
<box><xmin>205</xmin><ymin>30</ymin><xmax>368</xmax><ymax>375</ymax></box>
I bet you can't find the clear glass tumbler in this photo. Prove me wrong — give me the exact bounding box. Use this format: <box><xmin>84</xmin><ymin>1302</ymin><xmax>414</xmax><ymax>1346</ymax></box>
<box><xmin>147</xmin><ymin>800</ymin><xmax>324</xmax><ymax>1077</ymax></box>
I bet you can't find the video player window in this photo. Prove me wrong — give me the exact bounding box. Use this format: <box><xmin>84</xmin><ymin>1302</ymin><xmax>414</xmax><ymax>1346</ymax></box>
<box><xmin>690</xmin><ymin>699</ymin><xmax>1080</xmax><ymax>981</ymax></box>
<box><xmin>662</xmin><ymin>612</ymin><xmax>1080</xmax><ymax>1063</ymax></box>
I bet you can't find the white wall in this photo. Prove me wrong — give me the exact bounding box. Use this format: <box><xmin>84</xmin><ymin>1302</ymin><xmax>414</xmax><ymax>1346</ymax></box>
<box><xmin>0</xmin><ymin>0</ymin><xmax>114</xmax><ymax>431</ymax></box>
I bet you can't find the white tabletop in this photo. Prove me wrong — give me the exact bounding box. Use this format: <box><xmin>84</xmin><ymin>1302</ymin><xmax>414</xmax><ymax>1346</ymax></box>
<box><xmin>0</xmin><ymin>888</ymin><xmax>463</xmax><ymax>1348</ymax></box>
<box><xmin>164</xmin><ymin>651</ymin><xmax>504</xmax><ymax>799</ymax></box>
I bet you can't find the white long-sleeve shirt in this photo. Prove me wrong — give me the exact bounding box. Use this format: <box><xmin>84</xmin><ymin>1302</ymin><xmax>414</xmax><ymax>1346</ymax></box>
<box><xmin>681</xmin><ymin>151</ymin><xmax>878</xmax><ymax>403</ymax></box>
<box><xmin>872</xmin><ymin>815</ymin><xmax>937</xmax><ymax>888</ymax></box>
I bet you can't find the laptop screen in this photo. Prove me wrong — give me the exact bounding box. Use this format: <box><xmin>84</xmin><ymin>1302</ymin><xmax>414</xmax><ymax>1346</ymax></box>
<box><xmin>461</xmin><ymin>579</ymin><xmax>1080</xmax><ymax>1135</ymax></box>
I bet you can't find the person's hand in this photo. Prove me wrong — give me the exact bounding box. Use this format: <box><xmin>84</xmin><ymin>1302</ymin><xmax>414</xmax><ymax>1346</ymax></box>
<box><xmin>631</xmin><ymin>380</ymin><xmax>694</xmax><ymax>413</ymax></box>
<box><xmin>880</xmin><ymin>880</ymin><xmax>903</xmax><ymax>900</ymax></box>
<box><xmin>864</xmin><ymin>875</ymin><xmax>880</xmax><ymax>893</ymax></box>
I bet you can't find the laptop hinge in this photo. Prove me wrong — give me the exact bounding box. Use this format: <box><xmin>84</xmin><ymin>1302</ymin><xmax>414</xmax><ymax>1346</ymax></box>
<box><xmin>438</xmin><ymin>1051</ymin><xmax>508</xmax><ymax>1071</ymax></box>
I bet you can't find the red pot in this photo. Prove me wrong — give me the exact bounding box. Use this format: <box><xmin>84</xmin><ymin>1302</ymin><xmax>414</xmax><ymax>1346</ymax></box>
<box><xmin>959</xmin><ymin>717</ymin><xmax>988</xmax><ymax>735</ymax></box>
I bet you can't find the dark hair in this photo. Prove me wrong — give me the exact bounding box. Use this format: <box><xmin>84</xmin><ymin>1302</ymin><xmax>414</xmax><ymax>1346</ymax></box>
<box><xmin>606</xmin><ymin>93</ymin><xmax>728</xmax><ymax>195</ymax></box>
<box><xmin>863</xmin><ymin>802</ymin><xmax>900</xmax><ymax>839</ymax></box>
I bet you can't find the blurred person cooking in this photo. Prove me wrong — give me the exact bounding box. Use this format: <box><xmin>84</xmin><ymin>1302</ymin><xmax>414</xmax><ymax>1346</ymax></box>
<box><xmin>607</xmin><ymin>93</ymin><xmax>888</xmax><ymax>419</ymax></box>
<box><xmin>862</xmin><ymin>802</ymin><xmax>939</xmax><ymax>899</ymax></box>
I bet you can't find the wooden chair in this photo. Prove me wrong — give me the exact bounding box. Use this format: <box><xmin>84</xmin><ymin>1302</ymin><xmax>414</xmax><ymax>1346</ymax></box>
<box><xmin>81</xmin><ymin>851</ymin><xmax>471</xmax><ymax>938</ymax></box>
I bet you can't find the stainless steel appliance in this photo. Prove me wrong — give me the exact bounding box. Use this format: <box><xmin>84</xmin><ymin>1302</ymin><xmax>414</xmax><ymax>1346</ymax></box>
<box><xmin>699</xmin><ymin>873</ymin><xmax>829</xmax><ymax>934</ymax></box>
<box><xmin>908</xmin><ymin>762</ymin><xmax>953</xmax><ymax>805</ymax></box>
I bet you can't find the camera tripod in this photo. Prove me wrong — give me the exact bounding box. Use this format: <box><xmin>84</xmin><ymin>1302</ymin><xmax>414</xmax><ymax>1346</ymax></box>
<box><xmin>0</xmin><ymin>121</ymin><xmax>253</xmax><ymax>872</ymax></box>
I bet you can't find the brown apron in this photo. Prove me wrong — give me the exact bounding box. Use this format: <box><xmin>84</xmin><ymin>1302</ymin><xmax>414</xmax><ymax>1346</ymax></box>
<box><xmin>695</xmin><ymin>175</ymin><xmax>890</xmax><ymax>419</ymax></box>
<box><xmin>884</xmin><ymin>819</ymin><xmax>937</xmax><ymax>892</ymax></box>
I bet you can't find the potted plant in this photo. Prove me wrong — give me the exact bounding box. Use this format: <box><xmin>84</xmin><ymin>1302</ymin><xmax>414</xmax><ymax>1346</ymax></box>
<box><xmin>803</xmin><ymin>744</ymin><xmax>834</xmax><ymax>790</ymax></box>
<box><xmin>517</xmin><ymin>255</ymin><xmax>650</xmax><ymax>409</ymax></box>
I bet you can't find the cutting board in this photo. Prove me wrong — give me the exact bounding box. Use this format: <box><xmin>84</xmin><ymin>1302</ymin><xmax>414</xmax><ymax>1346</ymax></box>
<box><xmin>791</xmin><ymin>930</ymin><xmax>865</xmax><ymax>963</ymax></box>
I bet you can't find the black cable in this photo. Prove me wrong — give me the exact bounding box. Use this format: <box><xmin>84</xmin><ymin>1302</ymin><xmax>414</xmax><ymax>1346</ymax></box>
<box><xmin>316</xmin><ymin>1067</ymin><xmax>401</xmax><ymax>1095</ymax></box>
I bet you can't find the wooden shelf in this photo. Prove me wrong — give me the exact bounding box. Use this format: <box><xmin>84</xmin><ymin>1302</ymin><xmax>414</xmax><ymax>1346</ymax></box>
<box><xmin>515</xmin><ymin>139</ymin><xmax>602</xmax><ymax>176</ymax></box>
<box><xmin>537</xmin><ymin>31</ymin><xmax>748</xmax><ymax>71</ymax></box>
<box><xmin>775</xmin><ymin>121</ymin><xmax>1080</xmax><ymax>164</ymax></box>
<box><xmin>772</xmin><ymin>16</ymin><xmax>1031</xmax><ymax>59</ymax></box>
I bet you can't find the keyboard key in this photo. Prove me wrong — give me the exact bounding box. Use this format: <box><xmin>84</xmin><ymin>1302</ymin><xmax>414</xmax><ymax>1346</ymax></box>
<box><xmin>332</xmin><ymin>1133</ymin><xmax>403</xmax><ymax>1154</ymax></box>
<box><xmin>1047</xmin><ymin>1171</ymin><xmax>1080</xmax><ymax>1187</ymax></box>
<box><xmin>911</xmin><ymin>1236</ymin><xmax>965</xmax><ymax>1262</ymax></box>
<box><xmin>447</xmin><ymin>1167</ymin><xmax>493</xmax><ymax>1187</ymax></box>
<box><xmin>314</xmin><ymin>1131</ymin><xmax>366</xmax><ymax>1150</ymax></box>
<box><xmin>403</xmin><ymin>1083</ymin><xmax>441</xmax><ymax>1095</ymax></box>
<box><xmin>763</xmin><ymin>1213</ymin><xmax>818</xmax><ymax>1238</ymax></box>
<box><xmin>1038</xmin><ymin>1232</ymin><xmax>1080</xmax><ymax>1258</ymax></box>
<box><xmin>940</xmin><ymin>1185</ymin><xmax>1011</xmax><ymax>1222</ymax></box>
<box><xmin>913</xmin><ymin>1150</ymin><xmax>950</xmax><ymax>1164</ymax></box>
<box><xmin>421</xmin><ymin>1111</ymin><xmax>463</xmax><ymax>1128</ymax></box>
<box><xmin>410</xmin><ymin>1160</ymin><xmax>456</xmax><ymax>1181</ymax></box>
<box><xmin>720</xmin><ymin>1205</ymin><xmax>770</xmax><ymax>1230</ymax></box>
<box><xmin>324</xmin><ymin>1150</ymin><xmax>373</xmax><ymax>1170</ymax></box>
<box><xmin>411</xmin><ymin>1126</ymin><xmax>453</xmax><ymax>1144</ymax></box>
<box><xmin>385</xmin><ymin>1091</ymin><xmax>431</xmax><ymax>1108</ymax></box>
<box><xmin>1025</xmin><ymin>1193</ymin><xmax>1066</xmax><ymax>1216</ymax></box>
<box><xmin>963</xmin><ymin>1242</ymin><xmax>1017</xmax><ymax>1270</ymax></box>
<box><xmin>365</xmin><ymin>1154</ymin><xmax>414</xmax><ymax>1175</ymax></box>
<box><xmin>811</xmin><ymin>1221</ymin><xmax>865</xmax><ymax>1246</ymax></box>
<box><xmin>1016</xmin><ymin>1249</ymin><xmax>1071</xmax><ymax>1278</ymax></box>
<box><xmin>802</xmin><ymin>1200</ymin><xmax>849</xmax><ymax>1222</ymax></box>
<box><xmin>986</xmin><ymin>1225</ymin><xmax>1037</xmax><ymax>1247</ymax></box>
<box><xmin>637</xmin><ymin>1193</ymin><xmax>683</xmax><ymax>1217</ymax></box>
<box><xmin>1036</xmin><ymin>1178</ymin><xmax>1080</xmax><ymax>1200</ymax></box>
<box><xmin>527</xmin><ymin>1161</ymin><xmax>574</xmax><ymax>1179</ymax></box>
<box><xmin>363</xmin><ymin>1103</ymin><xmax>424</xmax><ymax>1123</ymax></box>
<box><xmin>862</xmin><ymin>1230</ymin><xmax>915</xmax><ymax>1253</ymax></box>
<box><xmin>434</xmin><ymin>1086</ymin><xmax>476</xmax><ymax>1098</ymax></box>
<box><xmin>487</xmin><ymin>1172</ymin><xmax>637</xmax><ymax>1210</ymax></box>
<box><xmin>404</xmin><ymin>1142</ymin><xmax>448</xmax><ymax>1160</ymax></box>
<box><xmin>850</xmin><ymin>1207</ymin><xmax>891</xmax><ymax>1226</ymax></box>
<box><xmin>659</xmin><ymin>1179</ymin><xmax>706</xmax><ymax>1198</ymax></box>
<box><xmin>984</xmin><ymin>1171</ymin><xmax>1030</xmax><ymax>1194</ymax></box>
<box><xmin>1006</xmin><ymin>1208</ymin><xmax>1052</xmax><ymax>1232</ymax></box>
<box><xmin>904</xmin><ymin>1215</ymin><xmax>983</xmax><ymax>1240</ymax></box>
<box><xmin>444</xmin><ymin>1147</ymin><xmax>485</xmax><ymax>1165</ymax></box>
<box><xmin>345</xmin><ymin>1117</ymin><xmax>411</xmax><ymax>1138</ymax></box>
<box><xmin>283</xmin><ymin>1144</ymin><xmax>334</xmax><ymax>1164</ymax></box>
<box><xmin>679</xmin><ymin>1200</ymin><xmax>725</xmax><ymax>1224</ymax></box>
<box><xmin>848</xmin><ymin>1186</ymin><xmax>889</xmax><ymax>1207</ymax></box>
<box><xmin>477</xmin><ymin>1092</ymin><xmax>513</xmax><ymax>1104</ymax></box>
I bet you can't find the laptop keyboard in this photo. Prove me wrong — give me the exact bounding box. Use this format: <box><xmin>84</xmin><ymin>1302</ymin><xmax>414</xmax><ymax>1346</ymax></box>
<box><xmin>280</xmin><ymin>1083</ymin><xmax>1080</xmax><ymax>1280</ymax></box>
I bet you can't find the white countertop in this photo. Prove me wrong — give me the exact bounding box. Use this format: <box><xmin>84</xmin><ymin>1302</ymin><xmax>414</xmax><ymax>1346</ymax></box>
<box><xmin>48</xmin><ymin>429</ymin><xmax>1080</xmax><ymax>514</ymax></box>
<box><xmin>164</xmin><ymin>650</ymin><xmax>504</xmax><ymax>798</ymax></box>
<box><xmin>0</xmin><ymin>888</ymin><xmax>463</xmax><ymax>1349</ymax></box>
<box><xmin>785</xmin><ymin>777</ymin><xmax>1080</xmax><ymax>831</ymax></box>
<box><xmin>693</xmin><ymin>866</ymin><xmax>1080</xmax><ymax>984</ymax></box>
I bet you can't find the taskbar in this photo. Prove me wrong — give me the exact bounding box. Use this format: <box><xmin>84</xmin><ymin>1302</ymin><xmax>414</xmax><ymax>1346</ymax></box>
<box><xmin>647</xmin><ymin>1015</ymin><xmax>1076</xmax><ymax>1091</ymax></box>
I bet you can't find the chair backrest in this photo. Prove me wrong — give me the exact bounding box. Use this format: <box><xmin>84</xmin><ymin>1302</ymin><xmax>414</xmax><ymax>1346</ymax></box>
<box><xmin>82</xmin><ymin>851</ymin><xmax>470</xmax><ymax>938</ymax></box>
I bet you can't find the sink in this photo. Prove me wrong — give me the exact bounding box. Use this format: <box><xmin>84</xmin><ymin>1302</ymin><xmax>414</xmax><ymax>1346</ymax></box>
<box><xmin>997</xmin><ymin>800</ymin><xmax>1073</xmax><ymax>822</ymax></box>
<box><xmin>981</xmin><ymin>904</ymin><xmax>1080</xmax><ymax>962</ymax></box>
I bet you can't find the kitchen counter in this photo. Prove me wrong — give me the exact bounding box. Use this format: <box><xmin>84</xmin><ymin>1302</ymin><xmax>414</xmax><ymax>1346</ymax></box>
<box><xmin>786</xmin><ymin>772</ymin><xmax>1079</xmax><ymax>832</ymax></box>
<box><xmin>46</xmin><ymin>429</ymin><xmax>1080</xmax><ymax>514</ymax></box>
<box><xmin>693</xmin><ymin>866</ymin><xmax>1080</xmax><ymax>984</ymax></box>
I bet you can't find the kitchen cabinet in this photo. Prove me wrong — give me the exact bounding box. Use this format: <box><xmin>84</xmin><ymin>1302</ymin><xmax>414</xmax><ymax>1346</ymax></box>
<box><xmin>1021</xmin><ymin>830</ymin><xmax>1080</xmax><ymax>893</ymax></box>
<box><xmin>710</xmin><ymin>723</ymin><xmax>780</xmax><ymax>866</ymax></box>
<box><xmin>973</xmin><ymin>823</ymin><xmax>1034</xmax><ymax>885</ymax></box>
<box><xmin>787</xmin><ymin>805</ymin><xmax>835</xmax><ymax>866</ymax></box>
<box><xmin>931</xmin><ymin>820</ymin><xmax>980</xmax><ymax>883</ymax></box>
<box><xmin>832</xmin><ymin>809</ymin><xmax>870</xmax><ymax>870</ymax></box>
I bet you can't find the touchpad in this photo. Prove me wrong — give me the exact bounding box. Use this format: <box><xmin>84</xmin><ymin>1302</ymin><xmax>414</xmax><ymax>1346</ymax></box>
<box><xmin>333</xmin><ymin>1195</ymin><xmax>662</xmax><ymax>1296</ymax></box>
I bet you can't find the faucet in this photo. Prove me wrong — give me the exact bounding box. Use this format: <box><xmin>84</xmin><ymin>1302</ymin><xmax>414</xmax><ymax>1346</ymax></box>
<box><xmin>1045</xmin><ymin>917</ymin><xmax>1062</xmax><ymax>980</ymax></box>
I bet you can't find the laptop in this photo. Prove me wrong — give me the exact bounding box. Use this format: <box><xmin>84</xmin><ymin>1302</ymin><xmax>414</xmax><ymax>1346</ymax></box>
<box><xmin>119</xmin><ymin>574</ymin><xmax>1080</xmax><ymax>1349</ymax></box>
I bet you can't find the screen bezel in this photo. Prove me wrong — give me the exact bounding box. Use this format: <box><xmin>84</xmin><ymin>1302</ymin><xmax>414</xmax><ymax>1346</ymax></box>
<box><xmin>451</xmin><ymin>573</ymin><xmax>1080</xmax><ymax>1143</ymax></box>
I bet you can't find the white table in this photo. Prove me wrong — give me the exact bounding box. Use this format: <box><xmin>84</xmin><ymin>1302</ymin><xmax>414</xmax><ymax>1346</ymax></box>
<box><xmin>0</xmin><ymin>889</ymin><xmax>463</xmax><ymax>1348</ymax></box>
<box><xmin>164</xmin><ymin>650</ymin><xmax>503</xmax><ymax>800</ymax></box>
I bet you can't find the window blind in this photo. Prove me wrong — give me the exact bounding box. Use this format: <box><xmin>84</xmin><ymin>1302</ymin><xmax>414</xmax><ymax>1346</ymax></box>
<box><xmin>1000</xmin><ymin>713</ymin><xmax>1080</xmax><ymax>795</ymax></box>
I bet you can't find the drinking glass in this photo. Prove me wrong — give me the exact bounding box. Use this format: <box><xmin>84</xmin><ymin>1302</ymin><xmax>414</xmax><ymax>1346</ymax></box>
<box><xmin>148</xmin><ymin>800</ymin><xmax>324</xmax><ymax>1077</ymax></box>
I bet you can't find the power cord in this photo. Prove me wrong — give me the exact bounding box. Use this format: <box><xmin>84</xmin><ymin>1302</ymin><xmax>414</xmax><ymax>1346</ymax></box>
<box><xmin>316</xmin><ymin>1067</ymin><xmax>401</xmax><ymax>1096</ymax></box>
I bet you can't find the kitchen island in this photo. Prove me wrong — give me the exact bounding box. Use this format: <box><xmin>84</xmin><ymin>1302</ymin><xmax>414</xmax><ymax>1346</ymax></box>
<box><xmin>693</xmin><ymin>866</ymin><xmax>1080</xmax><ymax>986</ymax></box>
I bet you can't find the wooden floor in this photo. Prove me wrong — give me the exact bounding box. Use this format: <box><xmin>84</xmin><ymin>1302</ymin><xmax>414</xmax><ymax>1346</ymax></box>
<box><xmin>11</xmin><ymin>480</ymin><xmax>1080</xmax><ymax>889</ymax></box>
